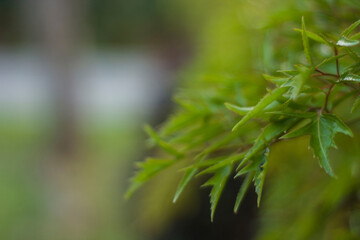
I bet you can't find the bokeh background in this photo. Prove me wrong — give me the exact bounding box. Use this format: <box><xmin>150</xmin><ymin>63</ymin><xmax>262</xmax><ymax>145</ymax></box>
<box><xmin>1</xmin><ymin>0</ymin><xmax>360</xmax><ymax>240</ymax></box>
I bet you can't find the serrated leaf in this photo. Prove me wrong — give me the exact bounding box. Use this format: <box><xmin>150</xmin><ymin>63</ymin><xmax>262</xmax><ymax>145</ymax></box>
<box><xmin>173</xmin><ymin>167</ymin><xmax>198</xmax><ymax>203</ymax></box>
<box><xmin>198</xmin><ymin>154</ymin><xmax>244</xmax><ymax>176</ymax></box>
<box><xmin>253</xmin><ymin>153</ymin><xmax>268</xmax><ymax>207</ymax></box>
<box><xmin>125</xmin><ymin>158</ymin><xmax>175</xmax><ymax>198</ymax></box>
<box><xmin>232</xmin><ymin>87</ymin><xmax>290</xmax><ymax>131</ymax></box>
<box><xmin>237</xmin><ymin>118</ymin><xmax>297</xmax><ymax>170</ymax></box>
<box><xmin>337</xmin><ymin>36</ymin><xmax>360</xmax><ymax>47</ymax></box>
<box><xmin>201</xmin><ymin>165</ymin><xmax>231</xmax><ymax>221</ymax></box>
<box><xmin>351</xmin><ymin>95</ymin><xmax>360</xmax><ymax>113</ymax></box>
<box><xmin>323</xmin><ymin>114</ymin><xmax>353</xmax><ymax>137</ymax></box>
<box><xmin>236</xmin><ymin>153</ymin><xmax>264</xmax><ymax>177</ymax></box>
<box><xmin>293</xmin><ymin>28</ymin><xmax>329</xmax><ymax>45</ymax></box>
<box><xmin>282</xmin><ymin>113</ymin><xmax>353</xmax><ymax>176</ymax></box>
<box><xmin>341</xmin><ymin>19</ymin><xmax>360</xmax><ymax>37</ymax></box>
<box><xmin>301</xmin><ymin>17</ymin><xmax>313</xmax><ymax>66</ymax></box>
<box><xmin>234</xmin><ymin>172</ymin><xmax>254</xmax><ymax>213</ymax></box>
<box><xmin>312</xmin><ymin>115</ymin><xmax>341</xmax><ymax>176</ymax></box>
<box><xmin>144</xmin><ymin>124</ymin><xmax>183</xmax><ymax>157</ymax></box>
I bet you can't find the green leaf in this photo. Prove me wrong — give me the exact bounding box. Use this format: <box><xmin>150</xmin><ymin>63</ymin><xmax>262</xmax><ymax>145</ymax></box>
<box><xmin>323</xmin><ymin>114</ymin><xmax>353</xmax><ymax>137</ymax></box>
<box><xmin>201</xmin><ymin>165</ymin><xmax>232</xmax><ymax>222</ymax></box>
<box><xmin>253</xmin><ymin>152</ymin><xmax>268</xmax><ymax>207</ymax></box>
<box><xmin>345</xmin><ymin>47</ymin><xmax>360</xmax><ymax>60</ymax></box>
<box><xmin>277</xmin><ymin>69</ymin><xmax>299</xmax><ymax>76</ymax></box>
<box><xmin>237</xmin><ymin>118</ymin><xmax>297</xmax><ymax>170</ymax></box>
<box><xmin>293</xmin><ymin>28</ymin><xmax>329</xmax><ymax>45</ymax></box>
<box><xmin>351</xmin><ymin>95</ymin><xmax>360</xmax><ymax>113</ymax></box>
<box><xmin>236</xmin><ymin>153</ymin><xmax>265</xmax><ymax>177</ymax></box>
<box><xmin>341</xmin><ymin>19</ymin><xmax>360</xmax><ymax>37</ymax></box>
<box><xmin>316</xmin><ymin>54</ymin><xmax>346</xmax><ymax>68</ymax></box>
<box><xmin>337</xmin><ymin>36</ymin><xmax>360</xmax><ymax>47</ymax></box>
<box><xmin>301</xmin><ymin>17</ymin><xmax>313</xmax><ymax>66</ymax></box>
<box><xmin>125</xmin><ymin>158</ymin><xmax>175</xmax><ymax>198</ymax></box>
<box><xmin>339</xmin><ymin>73</ymin><xmax>360</xmax><ymax>82</ymax></box>
<box><xmin>350</xmin><ymin>31</ymin><xmax>360</xmax><ymax>40</ymax></box>
<box><xmin>234</xmin><ymin>172</ymin><xmax>254</xmax><ymax>213</ymax></box>
<box><xmin>197</xmin><ymin>154</ymin><xmax>244</xmax><ymax>176</ymax></box>
<box><xmin>226</xmin><ymin>100</ymin><xmax>283</xmax><ymax>117</ymax></box>
<box><xmin>290</xmin><ymin>65</ymin><xmax>313</xmax><ymax>99</ymax></box>
<box><xmin>144</xmin><ymin>124</ymin><xmax>183</xmax><ymax>157</ymax></box>
<box><xmin>313</xmin><ymin>114</ymin><xmax>353</xmax><ymax>176</ymax></box>
<box><xmin>232</xmin><ymin>87</ymin><xmax>290</xmax><ymax>131</ymax></box>
<box><xmin>225</xmin><ymin>103</ymin><xmax>253</xmax><ymax>116</ymax></box>
<box><xmin>281</xmin><ymin>120</ymin><xmax>313</xmax><ymax>139</ymax></box>
<box><xmin>282</xmin><ymin>113</ymin><xmax>353</xmax><ymax>176</ymax></box>
<box><xmin>262</xmin><ymin>74</ymin><xmax>289</xmax><ymax>85</ymax></box>
<box><xmin>196</xmin><ymin>133</ymin><xmax>238</xmax><ymax>158</ymax></box>
<box><xmin>173</xmin><ymin>167</ymin><xmax>198</xmax><ymax>203</ymax></box>
<box><xmin>267</xmin><ymin>111</ymin><xmax>317</xmax><ymax>118</ymax></box>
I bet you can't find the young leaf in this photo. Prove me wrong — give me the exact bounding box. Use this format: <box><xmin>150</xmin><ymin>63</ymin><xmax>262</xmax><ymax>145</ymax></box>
<box><xmin>301</xmin><ymin>17</ymin><xmax>313</xmax><ymax>66</ymax></box>
<box><xmin>293</xmin><ymin>28</ymin><xmax>329</xmax><ymax>45</ymax></box>
<box><xmin>234</xmin><ymin>172</ymin><xmax>254</xmax><ymax>213</ymax></box>
<box><xmin>336</xmin><ymin>36</ymin><xmax>360</xmax><ymax>47</ymax></box>
<box><xmin>341</xmin><ymin>19</ymin><xmax>360</xmax><ymax>37</ymax></box>
<box><xmin>231</xmin><ymin>87</ymin><xmax>290</xmax><ymax>131</ymax></box>
<box><xmin>253</xmin><ymin>152</ymin><xmax>268</xmax><ymax>207</ymax></box>
<box><xmin>144</xmin><ymin>124</ymin><xmax>183</xmax><ymax>157</ymax></box>
<box><xmin>125</xmin><ymin>158</ymin><xmax>175</xmax><ymax>198</ymax></box>
<box><xmin>173</xmin><ymin>167</ymin><xmax>198</xmax><ymax>203</ymax></box>
<box><xmin>351</xmin><ymin>95</ymin><xmax>360</xmax><ymax>113</ymax></box>
<box><xmin>201</xmin><ymin>165</ymin><xmax>232</xmax><ymax>222</ymax></box>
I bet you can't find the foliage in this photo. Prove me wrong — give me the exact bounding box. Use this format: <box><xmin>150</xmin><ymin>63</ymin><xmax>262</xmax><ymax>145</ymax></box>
<box><xmin>127</xmin><ymin>0</ymin><xmax>360</xmax><ymax>228</ymax></box>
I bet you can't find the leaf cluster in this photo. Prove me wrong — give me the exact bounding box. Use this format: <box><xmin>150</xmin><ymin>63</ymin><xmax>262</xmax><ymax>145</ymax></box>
<box><xmin>126</xmin><ymin>18</ymin><xmax>360</xmax><ymax>221</ymax></box>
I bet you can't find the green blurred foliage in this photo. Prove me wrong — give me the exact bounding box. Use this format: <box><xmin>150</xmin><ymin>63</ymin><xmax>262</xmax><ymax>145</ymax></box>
<box><xmin>129</xmin><ymin>0</ymin><xmax>360</xmax><ymax>239</ymax></box>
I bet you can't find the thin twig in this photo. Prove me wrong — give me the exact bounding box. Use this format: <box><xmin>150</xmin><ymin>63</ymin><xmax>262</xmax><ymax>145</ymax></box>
<box><xmin>335</xmin><ymin>46</ymin><xmax>340</xmax><ymax>77</ymax></box>
<box><xmin>323</xmin><ymin>84</ymin><xmax>335</xmax><ymax>112</ymax></box>
<box><xmin>314</xmin><ymin>69</ymin><xmax>338</xmax><ymax>78</ymax></box>
<box><xmin>322</xmin><ymin>47</ymin><xmax>340</xmax><ymax>113</ymax></box>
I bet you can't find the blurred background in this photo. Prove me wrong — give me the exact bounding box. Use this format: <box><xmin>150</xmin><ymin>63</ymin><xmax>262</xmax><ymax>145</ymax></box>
<box><xmin>1</xmin><ymin>0</ymin><xmax>360</xmax><ymax>240</ymax></box>
<box><xmin>1</xmin><ymin>0</ymin><xmax>188</xmax><ymax>239</ymax></box>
